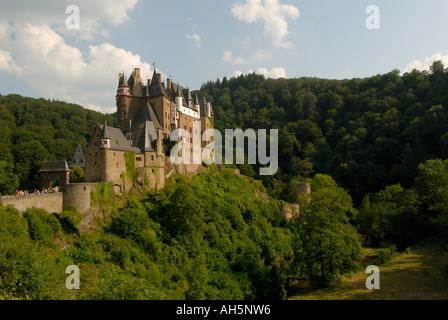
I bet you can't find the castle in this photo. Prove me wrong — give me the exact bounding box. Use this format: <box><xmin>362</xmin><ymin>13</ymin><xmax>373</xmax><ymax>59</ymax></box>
<box><xmin>82</xmin><ymin>68</ymin><xmax>213</xmax><ymax>193</ymax></box>
<box><xmin>9</xmin><ymin>68</ymin><xmax>310</xmax><ymax>219</ymax></box>
<box><xmin>35</xmin><ymin>68</ymin><xmax>214</xmax><ymax>212</ymax></box>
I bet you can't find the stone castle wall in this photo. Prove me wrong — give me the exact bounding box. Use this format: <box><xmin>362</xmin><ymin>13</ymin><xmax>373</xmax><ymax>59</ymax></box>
<box><xmin>1</xmin><ymin>183</ymin><xmax>98</xmax><ymax>215</ymax></box>
<box><xmin>1</xmin><ymin>193</ymin><xmax>63</xmax><ymax>214</ymax></box>
<box><xmin>62</xmin><ymin>183</ymin><xmax>97</xmax><ymax>214</ymax></box>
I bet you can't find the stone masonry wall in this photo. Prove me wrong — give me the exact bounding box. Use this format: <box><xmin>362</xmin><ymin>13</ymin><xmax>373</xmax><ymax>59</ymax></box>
<box><xmin>1</xmin><ymin>193</ymin><xmax>63</xmax><ymax>214</ymax></box>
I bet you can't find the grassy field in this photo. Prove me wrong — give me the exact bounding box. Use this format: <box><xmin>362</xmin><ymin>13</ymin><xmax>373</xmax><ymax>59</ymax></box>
<box><xmin>289</xmin><ymin>239</ymin><xmax>448</xmax><ymax>300</ymax></box>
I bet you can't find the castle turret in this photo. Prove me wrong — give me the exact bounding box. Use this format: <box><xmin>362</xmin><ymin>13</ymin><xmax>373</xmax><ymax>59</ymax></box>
<box><xmin>117</xmin><ymin>73</ymin><xmax>130</xmax><ymax>97</ymax></box>
<box><xmin>186</xmin><ymin>89</ymin><xmax>193</xmax><ymax>109</ymax></box>
<box><xmin>175</xmin><ymin>84</ymin><xmax>183</xmax><ymax>112</ymax></box>
<box><xmin>100</xmin><ymin>121</ymin><xmax>111</xmax><ymax>150</ymax></box>
<box><xmin>117</xmin><ymin>73</ymin><xmax>132</xmax><ymax>132</ymax></box>
<box><xmin>194</xmin><ymin>94</ymin><xmax>200</xmax><ymax>112</ymax></box>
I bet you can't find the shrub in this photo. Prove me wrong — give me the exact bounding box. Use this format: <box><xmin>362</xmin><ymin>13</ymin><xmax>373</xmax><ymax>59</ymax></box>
<box><xmin>374</xmin><ymin>245</ymin><xmax>398</xmax><ymax>264</ymax></box>
<box><xmin>23</xmin><ymin>208</ymin><xmax>61</xmax><ymax>246</ymax></box>
<box><xmin>60</xmin><ymin>205</ymin><xmax>83</xmax><ymax>234</ymax></box>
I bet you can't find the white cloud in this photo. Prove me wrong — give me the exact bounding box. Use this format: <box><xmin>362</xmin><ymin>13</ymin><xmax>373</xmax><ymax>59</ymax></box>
<box><xmin>403</xmin><ymin>52</ymin><xmax>448</xmax><ymax>74</ymax></box>
<box><xmin>222</xmin><ymin>49</ymin><xmax>269</xmax><ymax>64</ymax></box>
<box><xmin>235</xmin><ymin>67</ymin><xmax>287</xmax><ymax>79</ymax></box>
<box><xmin>186</xmin><ymin>33</ymin><xmax>202</xmax><ymax>49</ymax></box>
<box><xmin>222</xmin><ymin>50</ymin><xmax>245</xmax><ymax>64</ymax></box>
<box><xmin>0</xmin><ymin>22</ymin><xmax>153</xmax><ymax>114</ymax></box>
<box><xmin>0</xmin><ymin>0</ymin><xmax>140</xmax><ymax>41</ymax></box>
<box><xmin>231</xmin><ymin>0</ymin><xmax>299</xmax><ymax>48</ymax></box>
<box><xmin>254</xmin><ymin>67</ymin><xmax>287</xmax><ymax>79</ymax></box>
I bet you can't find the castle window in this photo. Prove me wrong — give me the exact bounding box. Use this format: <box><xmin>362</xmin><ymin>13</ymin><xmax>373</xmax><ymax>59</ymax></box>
<box><xmin>136</xmin><ymin>157</ymin><xmax>142</xmax><ymax>162</ymax></box>
<box><xmin>151</xmin><ymin>155</ymin><xmax>154</xmax><ymax>161</ymax></box>
<box><xmin>152</xmin><ymin>169</ymin><xmax>155</xmax><ymax>174</ymax></box>
<box><xmin>116</xmin><ymin>163</ymin><xmax>119</xmax><ymax>168</ymax></box>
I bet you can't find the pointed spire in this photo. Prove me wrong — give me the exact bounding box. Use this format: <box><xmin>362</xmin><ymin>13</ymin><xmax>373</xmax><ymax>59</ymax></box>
<box><xmin>176</xmin><ymin>83</ymin><xmax>183</xmax><ymax>97</ymax></box>
<box><xmin>186</xmin><ymin>89</ymin><xmax>193</xmax><ymax>102</ymax></box>
<box><xmin>119</xmin><ymin>73</ymin><xmax>129</xmax><ymax>88</ymax></box>
<box><xmin>138</xmin><ymin>120</ymin><xmax>155</xmax><ymax>152</ymax></box>
<box><xmin>152</xmin><ymin>69</ymin><xmax>160</xmax><ymax>84</ymax></box>
<box><xmin>101</xmin><ymin>120</ymin><xmax>110</xmax><ymax>140</ymax></box>
<box><xmin>195</xmin><ymin>94</ymin><xmax>200</xmax><ymax>105</ymax></box>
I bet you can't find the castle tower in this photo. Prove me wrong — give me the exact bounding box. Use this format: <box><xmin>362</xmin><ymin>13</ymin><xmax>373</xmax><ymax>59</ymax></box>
<box><xmin>117</xmin><ymin>73</ymin><xmax>131</xmax><ymax>132</ymax></box>
<box><xmin>297</xmin><ymin>183</ymin><xmax>311</xmax><ymax>207</ymax></box>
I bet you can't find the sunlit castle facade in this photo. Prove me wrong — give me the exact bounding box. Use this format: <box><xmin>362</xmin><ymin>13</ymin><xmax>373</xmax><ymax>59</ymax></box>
<box><xmin>82</xmin><ymin>68</ymin><xmax>214</xmax><ymax>193</ymax></box>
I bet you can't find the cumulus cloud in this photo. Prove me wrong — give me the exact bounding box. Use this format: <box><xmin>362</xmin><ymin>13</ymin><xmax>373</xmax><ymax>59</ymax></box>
<box><xmin>0</xmin><ymin>0</ymin><xmax>163</xmax><ymax>113</ymax></box>
<box><xmin>186</xmin><ymin>33</ymin><xmax>202</xmax><ymax>49</ymax></box>
<box><xmin>0</xmin><ymin>0</ymin><xmax>140</xmax><ymax>41</ymax></box>
<box><xmin>402</xmin><ymin>52</ymin><xmax>448</xmax><ymax>74</ymax></box>
<box><xmin>253</xmin><ymin>67</ymin><xmax>287</xmax><ymax>79</ymax></box>
<box><xmin>231</xmin><ymin>0</ymin><xmax>299</xmax><ymax>48</ymax></box>
<box><xmin>222</xmin><ymin>50</ymin><xmax>245</xmax><ymax>64</ymax></box>
<box><xmin>234</xmin><ymin>67</ymin><xmax>287</xmax><ymax>79</ymax></box>
<box><xmin>0</xmin><ymin>22</ymin><xmax>153</xmax><ymax>114</ymax></box>
<box><xmin>222</xmin><ymin>49</ymin><xmax>269</xmax><ymax>64</ymax></box>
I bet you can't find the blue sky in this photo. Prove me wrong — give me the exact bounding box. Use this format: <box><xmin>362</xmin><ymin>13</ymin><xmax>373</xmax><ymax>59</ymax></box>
<box><xmin>1</xmin><ymin>0</ymin><xmax>448</xmax><ymax>113</ymax></box>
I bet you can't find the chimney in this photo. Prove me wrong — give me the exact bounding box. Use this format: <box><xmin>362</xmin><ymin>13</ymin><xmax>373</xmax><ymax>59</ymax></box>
<box><xmin>157</xmin><ymin>73</ymin><xmax>162</xmax><ymax>83</ymax></box>
<box><xmin>134</xmin><ymin>68</ymin><xmax>140</xmax><ymax>78</ymax></box>
<box><xmin>167</xmin><ymin>78</ymin><xmax>172</xmax><ymax>91</ymax></box>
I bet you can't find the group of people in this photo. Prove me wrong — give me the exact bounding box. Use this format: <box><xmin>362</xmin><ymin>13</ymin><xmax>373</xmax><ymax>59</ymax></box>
<box><xmin>15</xmin><ymin>187</ymin><xmax>60</xmax><ymax>196</ymax></box>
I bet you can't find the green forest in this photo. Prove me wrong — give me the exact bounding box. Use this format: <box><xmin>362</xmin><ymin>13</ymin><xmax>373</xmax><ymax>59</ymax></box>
<box><xmin>0</xmin><ymin>95</ymin><xmax>116</xmax><ymax>193</ymax></box>
<box><xmin>1</xmin><ymin>61</ymin><xmax>448</xmax><ymax>299</ymax></box>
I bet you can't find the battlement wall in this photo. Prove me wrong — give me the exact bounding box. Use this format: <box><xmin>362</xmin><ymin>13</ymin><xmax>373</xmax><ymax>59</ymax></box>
<box><xmin>1</xmin><ymin>193</ymin><xmax>63</xmax><ymax>214</ymax></box>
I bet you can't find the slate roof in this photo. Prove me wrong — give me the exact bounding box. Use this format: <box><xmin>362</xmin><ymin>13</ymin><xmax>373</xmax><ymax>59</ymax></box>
<box><xmin>137</xmin><ymin>121</ymin><xmax>157</xmax><ymax>152</ymax></box>
<box><xmin>101</xmin><ymin>120</ymin><xmax>111</xmax><ymax>139</ymax></box>
<box><xmin>70</xmin><ymin>143</ymin><xmax>86</xmax><ymax>168</ymax></box>
<box><xmin>118</xmin><ymin>73</ymin><xmax>129</xmax><ymax>87</ymax></box>
<box><xmin>40</xmin><ymin>160</ymin><xmax>70</xmax><ymax>173</ymax></box>
<box><xmin>149</xmin><ymin>69</ymin><xmax>168</xmax><ymax>98</ymax></box>
<box><xmin>99</xmin><ymin>125</ymin><xmax>141</xmax><ymax>153</ymax></box>
<box><xmin>130</xmin><ymin>103</ymin><xmax>162</xmax><ymax>151</ymax></box>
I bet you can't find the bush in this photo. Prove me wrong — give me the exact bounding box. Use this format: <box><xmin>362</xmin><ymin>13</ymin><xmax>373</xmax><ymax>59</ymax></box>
<box><xmin>23</xmin><ymin>208</ymin><xmax>61</xmax><ymax>247</ymax></box>
<box><xmin>60</xmin><ymin>205</ymin><xmax>83</xmax><ymax>234</ymax></box>
<box><xmin>0</xmin><ymin>238</ymin><xmax>70</xmax><ymax>300</ymax></box>
<box><xmin>374</xmin><ymin>245</ymin><xmax>398</xmax><ymax>264</ymax></box>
